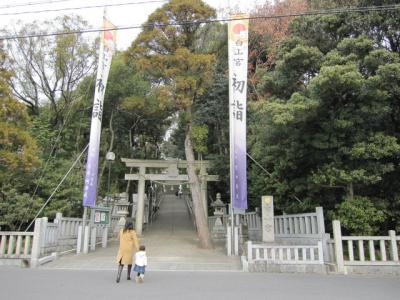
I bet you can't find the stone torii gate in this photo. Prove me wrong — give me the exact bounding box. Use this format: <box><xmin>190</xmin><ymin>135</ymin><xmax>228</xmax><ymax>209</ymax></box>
<box><xmin>121</xmin><ymin>158</ymin><xmax>218</xmax><ymax>235</ymax></box>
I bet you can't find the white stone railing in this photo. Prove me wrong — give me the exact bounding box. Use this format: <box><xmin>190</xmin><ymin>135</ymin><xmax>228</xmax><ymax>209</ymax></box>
<box><xmin>243</xmin><ymin>212</ymin><xmax>260</xmax><ymax>229</ymax></box>
<box><xmin>332</xmin><ymin>220</ymin><xmax>400</xmax><ymax>272</ymax></box>
<box><xmin>56</xmin><ymin>217</ymin><xmax>83</xmax><ymax>237</ymax></box>
<box><xmin>246</xmin><ymin>240</ymin><xmax>324</xmax><ymax>264</ymax></box>
<box><xmin>1</xmin><ymin>212</ymin><xmax>113</xmax><ymax>267</ymax></box>
<box><xmin>274</xmin><ymin>207</ymin><xmax>325</xmax><ymax>238</ymax></box>
<box><xmin>208</xmin><ymin>207</ymin><xmax>325</xmax><ymax>239</ymax></box>
<box><xmin>0</xmin><ymin>232</ymin><xmax>35</xmax><ymax>259</ymax></box>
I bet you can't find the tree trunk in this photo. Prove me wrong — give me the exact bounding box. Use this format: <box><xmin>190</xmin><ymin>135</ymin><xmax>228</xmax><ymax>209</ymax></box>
<box><xmin>348</xmin><ymin>182</ymin><xmax>354</xmax><ymax>201</ymax></box>
<box><xmin>184</xmin><ymin>122</ymin><xmax>212</xmax><ymax>249</ymax></box>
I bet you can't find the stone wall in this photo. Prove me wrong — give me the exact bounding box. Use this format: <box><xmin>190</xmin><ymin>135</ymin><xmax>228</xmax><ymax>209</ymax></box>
<box><xmin>248</xmin><ymin>261</ymin><xmax>328</xmax><ymax>274</ymax></box>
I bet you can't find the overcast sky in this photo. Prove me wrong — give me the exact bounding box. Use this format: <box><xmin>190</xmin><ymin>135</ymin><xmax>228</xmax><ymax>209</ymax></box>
<box><xmin>0</xmin><ymin>0</ymin><xmax>267</xmax><ymax>50</ymax></box>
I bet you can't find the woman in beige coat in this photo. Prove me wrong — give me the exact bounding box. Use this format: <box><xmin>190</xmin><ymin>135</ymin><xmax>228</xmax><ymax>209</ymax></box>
<box><xmin>116</xmin><ymin>219</ymin><xmax>139</xmax><ymax>283</ymax></box>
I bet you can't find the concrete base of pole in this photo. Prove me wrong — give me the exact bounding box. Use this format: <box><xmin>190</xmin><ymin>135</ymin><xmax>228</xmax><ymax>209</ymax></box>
<box><xmin>90</xmin><ymin>227</ymin><xmax>96</xmax><ymax>251</ymax></box>
<box><xmin>76</xmin><ymin>226</ymin><xmax>82</xmax><ymax>254</ymax></box>
<box><xmin>227</xmin><ymin>226</ymin><xmax>232</xmax><ymax>256</ymax></box>
<box><xmin>83</xmin><ymin>226</ymin><xmax>90</xmax><ymax>254</ymax></box>
<box><xmin>234</xmin><ymin>226</ymin><xmax>239</xmax><ymax>255</ymax></box>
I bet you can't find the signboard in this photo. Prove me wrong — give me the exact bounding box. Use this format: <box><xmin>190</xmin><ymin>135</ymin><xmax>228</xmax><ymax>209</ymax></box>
<box><xmin>91</xmin><ymin>207</ymin><xmax>111</xmax><ymax>225</ymax></box>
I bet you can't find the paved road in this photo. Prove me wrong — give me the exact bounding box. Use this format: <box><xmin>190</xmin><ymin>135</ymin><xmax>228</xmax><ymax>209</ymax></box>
<box><xmin>1</xmin><ymin>267</ymin><xmax>399</xmax><ymax>300</ymax></box>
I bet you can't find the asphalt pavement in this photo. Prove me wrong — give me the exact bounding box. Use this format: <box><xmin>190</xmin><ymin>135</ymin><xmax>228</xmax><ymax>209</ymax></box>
<box><xmin>1</xmin><ymin>267</ymin><xmax>399</xmax><ymax>300</ymax></box>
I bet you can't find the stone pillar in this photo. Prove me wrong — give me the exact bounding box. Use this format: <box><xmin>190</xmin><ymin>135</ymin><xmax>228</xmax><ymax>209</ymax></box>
<box><xmin>247</xmin><ymin>241</ymin><xmax>253</xmax><ymax>262</ymax></box>
<box><xmin>333</xmin><ymin>220</ymin><xmax>345</xmax><ymax>273</ymax></box>
<box><xmin>315</xmin><ymin>207</ymin><xmax>329</xmax><ymax>263</ymax></box>
<box><xmin>102</xmin><ymin>227</ymin><xmax>108</xmax><ymax>248</ymax></box>
<box><xmin>226</xmin><ymin>226</ymin><xmax>232</xmax><ymax>256</ymax></box>
<box><xmin>90</xmin><ymin>227</ymin><xmax>97</xmax><ymax>251</ymax></box>
<box><xmin>316</xmin><ymin>207</ymin><xmax>325</xmax><ymax>234</ymax></box>
<box><xmin>76</xmin><ymin>226</ymin><xmax>83</xmax><ymax>254</ymax></box>
<box><xmin>40</xmin><ymin>217</ymin><xmax>48</xmax><ymax>255</ymax></box>
<box><xmin>261</xmin><ymin>196</ymin><xmax>275</xmax><ymax>242</ymax></box>
<box><xmin>234</xmin><ymin>226</ymin><xmax>239</xmax><ymax>255</ymax></box>
<box><xmin>83</xmin><ymin>225</ymin><xmax>90</xmax><ymax>254</ymax></box>
<box><xmin>30</xmin><ymin>218</ymin><xmax>43</xmax><ymax>268</ymax></box>
<box><xmin>389</xmin><ymin>230</ymin><xmax>399</xmax><ymax>262</ymax></box>
<box><xmin>54</xmin><ymin>212</ymin><xmax>63</xmax><ymax>250</ymax></box>
<box><xmin>135</xmin><ymin>166</ymin><xmax>146</xmax><ymax>235</ymax></box>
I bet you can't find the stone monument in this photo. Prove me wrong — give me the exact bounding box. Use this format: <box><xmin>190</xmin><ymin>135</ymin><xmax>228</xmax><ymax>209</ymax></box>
<box><xmin>262</xmin><ymin>195</ymin><xmax>275</xmax><ymax>242</ymax></box>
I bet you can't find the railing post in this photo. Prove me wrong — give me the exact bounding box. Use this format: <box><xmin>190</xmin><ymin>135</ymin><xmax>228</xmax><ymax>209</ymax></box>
<box><xmin>7</xmin><ymin>236</ymin><xmax>15</xmax><ymax>256</ymax></box>
<box><xmin>227</xmin><ymin>226</ymin><xmax>232</xmax><ymax>256</ymax></box>
<box><xmin>102</xmin><ymin>227</ymin><xmax>108</xmax><ymax>248</ymax></box>
<box><xmin>83</xmin><ymin>225</ymin><xmax>90</xmax><ymax>254</ymax></box>
<box><xmin>0</xmin><ymin>235</ymin><xmax>7</xmax><ymax>256</ymax></box>
<box><xmin>333</xmin><ymin>220</ymin><xmax>345</xmax><ymax>273</ymax></box>
<box><xmin>234</xmin><ymin>226</ymin><xmax>239</xmax><ymax>256</ymax></box>
<box><xmin>54</xmin><ymin>212</ymin><xmax>62</xmax><ymax>252</ymax></box>
<box><xmin>317</xmin><ymin>241</ymin><xmax>324</xmax><ymax>263</ymax></box>
<box><xmin>30</xmin><ymin>218</ymin><xmax>43</xmax><ymax>268</ymax></box>
<box><xmin>316</xmin><ymin>207</ymin><xmax>325</xmax><ymax>235</ymax></box>
<box><xmin>40</xmin><ymin>217</ymin><xmax>48</xmax><ymax>255</ymax></box>
<box><xmin>247</xmin><ymin>241</ymin><xmax>253</xmax><ymax>262</ymax></box>
<box><xmin>389</xmin><ymin>230</ymin><xmax>399</xmax><ymax>262</ymax></box>
<box><xmin>76</xmin><ymin>225</ymin><xmax>83</xmax><ymax>254</ymax></box>
<box><xmin>90</xmin><ymin>227</ymin><xmax>96</xmax><ymax>251</ymax></box>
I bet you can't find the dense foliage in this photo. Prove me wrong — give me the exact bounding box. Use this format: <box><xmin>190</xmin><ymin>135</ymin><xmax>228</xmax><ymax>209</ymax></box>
<box><xmin>248</xmin><ymin>0</ymin><xmax>400</xmax><ymax>234</ymax></box>
<box><xmin>1</xmin><ymin>0</ymin><xmax>400</xmax><ymax>235</ymax></box>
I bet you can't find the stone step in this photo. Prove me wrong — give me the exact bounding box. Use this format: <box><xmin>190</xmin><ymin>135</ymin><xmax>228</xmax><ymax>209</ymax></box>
<box><xmin>147</xmin><ymin>262</ymin><xmax>243</xmax><ymax>271</ymax></box>
<box><xmin>40</xmin><ymin>255</ymin><xmax>243</xmax><ymax>272</ymax></box>
<box><xmin>146</xmin><ymin>256</ymin><xmax>243</xmax><ymax>271</ymax></box>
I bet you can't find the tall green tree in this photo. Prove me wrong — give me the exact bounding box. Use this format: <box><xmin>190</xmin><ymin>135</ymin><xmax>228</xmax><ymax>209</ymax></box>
<box><xmin>0</xmin><ymin>44</ymin><xmax>40</xmax><ymax>230</ymax></box>
<box><xmin>3</xmin><ymin>15</ymin><xmax>96</xmax><ymax>123</ymax></box>
<box><xmin>126</xmin><ymin>0</ymin><xmax>216</xmax><ymax>248</ymax></box>
<box><xmin>251</xmin><ymin>4</ymin><xmax>400</xmax><ymax>233</ymax></box>
<box><xmin>97</xmin><ymin>53</ymin><xmax>171</xmax><ymax>196</ymax></box>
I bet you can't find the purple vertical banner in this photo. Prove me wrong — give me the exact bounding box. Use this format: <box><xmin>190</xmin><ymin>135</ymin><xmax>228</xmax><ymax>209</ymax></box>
<box><xmin>82</xmin><ymin>17</ymin><xmax>116</xmax><ymax>207</ymax></box>
<box><xmin>228</xmin><ymin>14</ymin><xmax>249</xmax><ymax>213</ymax></box>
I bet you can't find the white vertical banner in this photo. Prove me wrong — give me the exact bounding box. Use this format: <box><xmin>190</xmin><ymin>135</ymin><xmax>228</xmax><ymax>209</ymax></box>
<box><xmin>229</xmin><ymin>14</ymin><xmax>249</xmax><ymax>213</ymax></box>
<box><xmin>82</xmin><ymin>15</ymin><xmax>116</xmax><ymax>207</ymax></box>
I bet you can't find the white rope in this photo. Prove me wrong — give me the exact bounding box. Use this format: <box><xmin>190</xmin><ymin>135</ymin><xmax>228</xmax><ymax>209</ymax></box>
<box><xmin>24</xmin><ymin>143</ymin><xmax>89</xmax><ymax>231</ymax></box>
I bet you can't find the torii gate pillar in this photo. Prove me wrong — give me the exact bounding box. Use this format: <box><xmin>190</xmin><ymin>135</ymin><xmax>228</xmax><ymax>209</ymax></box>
<box><xmin>136</xmin><ymin>166</ymin><xmax>146</xmax><ymax>235</ymax></box>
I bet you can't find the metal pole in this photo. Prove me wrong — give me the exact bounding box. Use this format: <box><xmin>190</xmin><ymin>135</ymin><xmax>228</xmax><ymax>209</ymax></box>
<box><xmin>230</xmin><ymin>200</ymin><xmax>235</xmax><ymax>255</ymax></box>
<box><xmin>106</xmin><ymin>161</ymin><xmax>111</xmax><ymax>206</ymax></box>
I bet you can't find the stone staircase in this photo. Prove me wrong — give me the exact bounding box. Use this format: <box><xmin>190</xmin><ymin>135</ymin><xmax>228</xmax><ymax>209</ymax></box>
<box><xmin>41</xmin><ymin>194</ymin><xmax>242</xmax><ymax>272</ymax></box>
